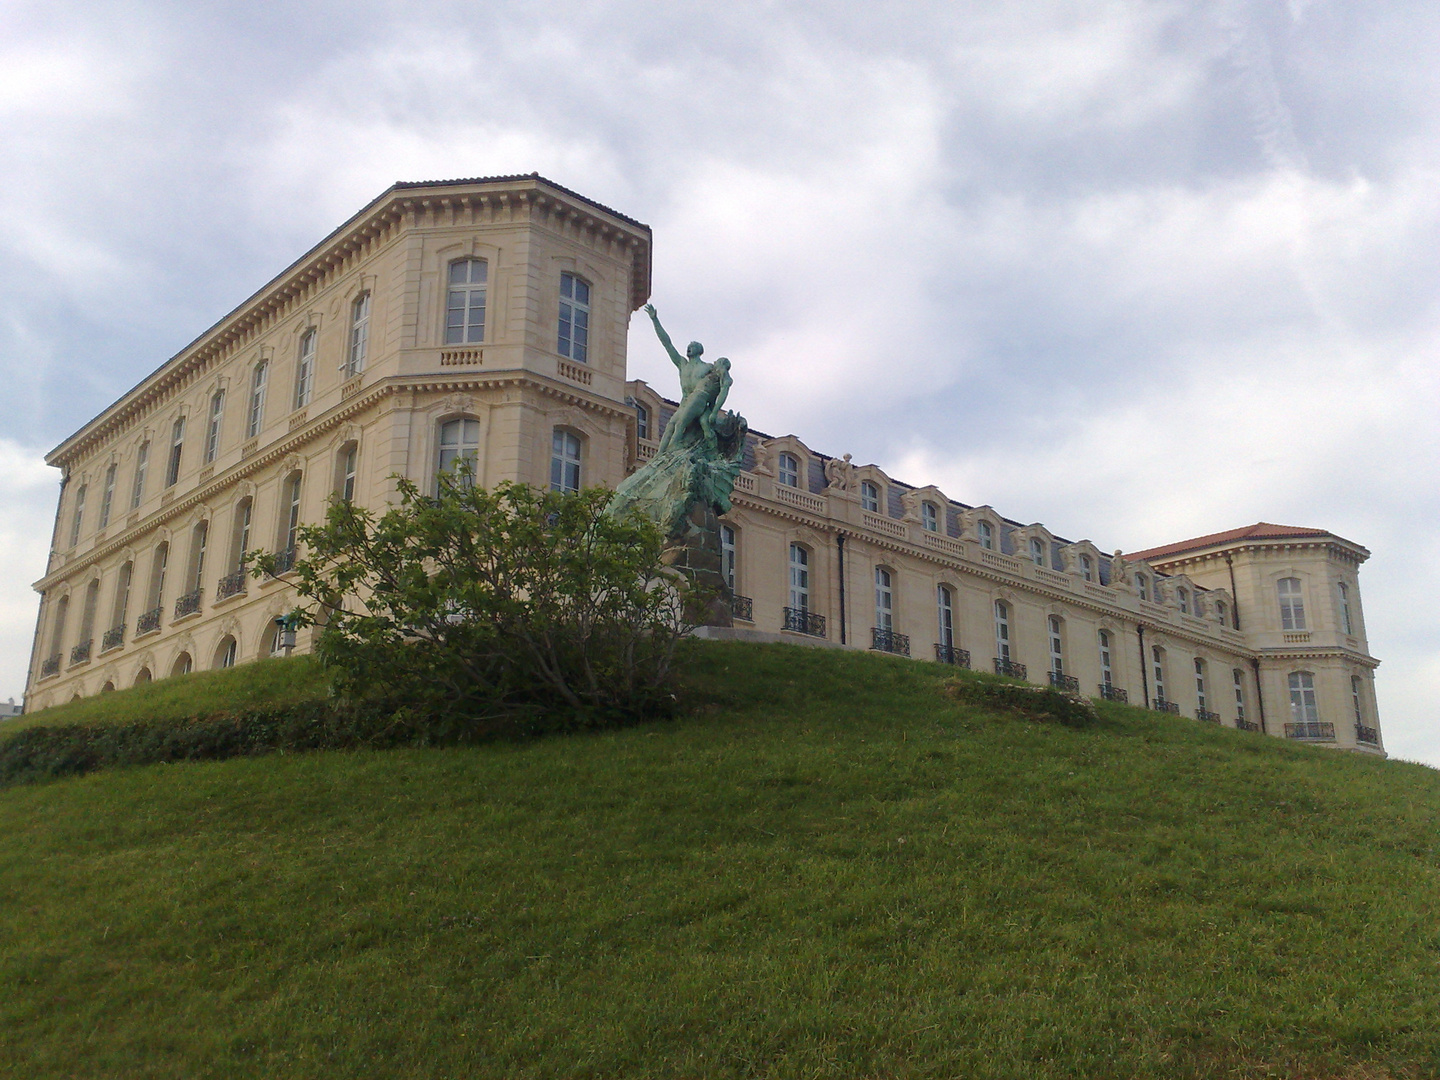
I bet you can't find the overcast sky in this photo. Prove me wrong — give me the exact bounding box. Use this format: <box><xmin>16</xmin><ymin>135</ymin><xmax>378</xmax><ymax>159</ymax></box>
<box><xmin>1</xmin><ymin>0</ymin><xmax>1435</xmax><ymax>759</ymax></box>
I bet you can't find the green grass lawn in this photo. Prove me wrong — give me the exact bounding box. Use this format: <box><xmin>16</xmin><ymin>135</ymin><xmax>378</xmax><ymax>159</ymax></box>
<box><xmin>2</xmin><ymin>641</ymin><xmax>1438</xmax><ymax>1079</ymax></box>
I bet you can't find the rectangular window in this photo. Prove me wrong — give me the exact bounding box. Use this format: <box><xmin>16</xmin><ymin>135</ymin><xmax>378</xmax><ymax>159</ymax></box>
<box><xmin>861</xmin><ymin>482</ymin><xmax>879</xmax><ymax>513</ymax></box>
<box><xmin>1337</xmin><ymin>583</ymin><xmax>1354</xmax><ymax>635</ymax></box>
<box><xmin>247</xmin><ymin>362</ymin><xmax>268</xmax><ymax>439</ymax></box>
<box><xmin>131</xmin><ymin>442</ymin><xmax>149</xmax><ymax>509</ymax></box>
<box><xmin>635</xmin><ymin>402</ymin><xmax>649</xmax><ymax>441</ymax></box>
<box><xmin>788</xmin><ymin>544</ymin><xmax>810</xmax><ymax>611</ymax></box>
<box><xmin>165</xmin><ymin>418</ymin><xmax>185</xmax><ymax>487</ymax></box>
<box><xmin>1031</xmin><ymin>537</ymin><xmax>1046</xmax><ymax>566</ymax></box>
<box><xmin>557</xmin><ymin>273</ymin><xmax>590</xmax><ymax>362</ymax></box>
<box><xmin>720</xmin><ymin>524</ymin><xmax>736</xmax><ymax>592</ymax></box>
<box><xmin>446</xmin><ymin>259</ymin><xmax>487</xmax><ymax>345</ymax></box>
<box><xmin>1288</xmin><ymin>671</ymin><xmax>1319</xmax><ymax>724</ymax></box>
<box><xmin>69</xmin><ymin>484</ymin><xmax>86</xmax><ymax>548</ymax></box>
<box><xmin>978</xmin><ymin>520</ymin><xmax>994</xmax><ymax>550</ymax></box>
<box><xmin>994</xmin><ymin>601</ymin><xmax>1010</xmax><ymax>661</ymax></box>
<box><xmin>1048</xmin><ymin>615</ymin><xmax>1063</xmax><ymax>676</ymax></box>
<box><xmin>922</xmin><ymin>502</ymin><xmax>939</xmax><ymax>532</ymax></box>
<box><xmin>231</xmin><ymin>500</ymin><xmax>252</xmax><ymax>571</ymax></box>
<box><xmin>340</xmin><ymin>445</ymin><xmax>357</xmax><ymax>502</ymax></box>
<box><xmin>874</xmin><ymin>568</ymin><xmax>893</xmax><ymax>631</ymax></box>
<box><xmin>1080</xmin><ymin>555</ymin><xmax>1093</xmax><ymax>582</ymax></box>
<box><xmin>438</xmin><ymin>418</ymin><xmax>481</xmax><ymax>483</ymax></box>
<box><xmin>282</xmin><ymin>475</ymin><xmax>302</xmax><ymax>553</ymax></box>
<box><xmin>550</xmin><ymin>430</ymin><xmax>582</xmax><ymax>493</ymax></box>
<box><xmin>98</xmin><ymin>464</ymin><xmax>117</xmax><ymax>529</ymax></box>
<box><xmin>1278</xmin><ymin>577</ymin><xmax>1306</xmax><ymax>630</ymax></box>
<box><xmin>778</xmin><ymin>453</ymin><xmax>799</xmax><ymax>488</ymax></box>
<box><xmin>1194</xmin><ymin>658</ymin><xmax>1206</xmax><ymax>709</ymax></box>
<box><xmin>347</xmin><ymin>293</ymin><xmax>371</xmax><ymax>377</ymax></box>
<box><xmin>1152</xmin><ymin>646</ymin><xmax>1166</xmax><ymax>702</ymax></box>
<box><xmin>937</xmin><ymin>586</ymin><xmax>954</xmax><ymax>649</ymax></box>
<box><xmin>205</xmin><ymin>390</ymin><xmax>225</xmax><ymax>463</ymax></box>
<box><xmin>1098</xmin><ymin>630</ymin><xmax>1113</xmax><ymax>688</ymax></box>
<box><xmin>1233</xmin><ymin>669</ymin><xmax>1247</xmax><ymax>722</ymax></box>
<box><xmin>295</xmin><ymin>328</ymin><xmax>316</xmax><ymax>409</ymax></box>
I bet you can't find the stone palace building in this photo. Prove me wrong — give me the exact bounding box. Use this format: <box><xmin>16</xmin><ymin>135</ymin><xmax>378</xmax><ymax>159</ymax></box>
<box><xmin>23</xmin><ymin>175</ymin><xmax>1384</xmax><ymax>754</ymax></box>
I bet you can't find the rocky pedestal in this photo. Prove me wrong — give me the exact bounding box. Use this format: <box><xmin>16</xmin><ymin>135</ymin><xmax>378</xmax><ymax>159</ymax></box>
<box><xmin>662</xmin><ymin>501</ymin><xmax>733</xmax><ymax>628</ymax></box>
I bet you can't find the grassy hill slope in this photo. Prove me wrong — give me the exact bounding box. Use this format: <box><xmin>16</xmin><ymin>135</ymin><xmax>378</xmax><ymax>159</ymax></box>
<box><xmin>3</xmin><ymin>642</ymin><xmax>1439</xmax><ymax>1079</ymax></box>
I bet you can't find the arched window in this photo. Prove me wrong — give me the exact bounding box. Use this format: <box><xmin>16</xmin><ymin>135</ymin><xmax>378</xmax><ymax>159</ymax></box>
<box><xmin>921</xmin><ymin>502</ymin><xmax>939</xmax><ymax>532</ymax></box>
<box><xmin>101</xmin><ymin>681</ymin><xmax>115</xmax><ymax>693</ymax></box>
<box><xmin>1030</xmin><ymin>537</ymin><xmax>1045</xmax><ymax>566</ymax></box>
<box><xmin>1135</xmin><ymin>573</ymin><xmax>1149</xmax><ymax>602</ymax></box>
<box><xmin>778</xmin><ymin>452</ymin><xmax>800</xmax><ymax>488</ymax></box>
<box><xmin>131</xmin><ymin>441</ymin><xmax>149</xmax><ymax>509</ymax></box>
<box><xmin>165</xmin><ymin>416</ymin><xmax>185</xmax><ymax>487</ymax></box>
<box><xmin>937</xmin><ymin>585</ymin><xmax>955</xmax><ymax>649</ymax></box>
<box><xmin>788</xmin><ymin>543</ymin><xmax>810</xmax><ymax>611</ymax></box>
<box><xmin>437</xmin><ymin>418</ymin><xmax>481</xmax><ymax>483</ymax></box>
<box><xmin>69</xmin><ymin>483</ymin><xmax>87</xmax><ymax>548</ymax></box>
<box><xmin>346</xmin><ymin>292</ymin><xmax>371</xmax><ymax>378</ymax></box>
<box><xmin>134</xmin><ymin>667</ymin><xmax>151</xmax><ymax>686</ymax></box>
<box><xmin>78</xmin><ymin>579</ymin><xmax>100</xmax><ymax>651</ymax></box>
<box><xmin>1277</xmin><ymin>577</ymin><xmax>1306</xmax><ymax>630</ymax></box>
<box><xmin>1194</xmin><ymin>657</ymin><xmax>1207</xmax><ymax>710</ymax></box>
<box><xmin>111</xmin><ymin>561</ymin><xmax>133</xmax><ymax>636</ymax></box>
<box><xmin>557</xmin><ymin>273</ymin><xmax>590</xmax><ymax>361</ymax></box>
<box><xmin>1288</xmin><ymin>671</ymin><xmax>1319</xmax><ymax>724</ymax></box>
<box><xmin>246</xmin><ymin>362</ymin><xmax>268</xmax><ymax>440</ymax></box>
<box><xmin>186</xmin><ymin>521</ymin><xmax>208</xmax><ymax>595</ymax></box>
<box><xmin>1152</xmin><ymin>645</ymin><xmax>1167</xmax><ymax>704</ymax></box>
<box><xmin>1337</xmin><ymin>582</ymin><xmax>1354</xmax><ymax>635</ymax></box>
<box><xmin>279</xmin><ymin>474</ymin><xmax>303</xmax><ymax>557</ymax></box>
<box><xmin>228</xmin><ymin>498</ymin><xmax>252</xmax><ymax>576</ymax></box>
<box><xmin>994</xmin><ymin>600</ymin><xmax>1010</xmax><ymax>662</ymax></box>
<box><xmin>214</xmin><ymin>635</ymin><xmax>237</xmax><ymax>670</ymax></box>
<box><xmin>720</xmin><ymin>524</ymin><xmax>737</xmax><ymax>591</ymax></box>
<box><xmin>336</xmin><ymin>442</ymin><xmax>358</xmax><ymax>502</ymax></box>
<box><xmin>874</xmin><ymin>567</ymin><xmax>894</xmax><ymax>631</ymax></box>
<box><xmin>47</xmin><ymin>594</ymin><xmax>70</xmax><ymax>663</ymax></box>
<box><xmin>145</xmin><ymin>542</ymin><xmax>169</xmax><ymax>617</ymax></box>
<box><xmin>1177</xmin><ymin>587</ymin><xmax>1190</xmax><ymax>615</ymax></box>
<box><xmin>860</xmin><ymin>481</ymin><xmax>880</xmax><ymax>513</ymax></box>
<box><xmin>446</xmin><ymin>258</ymin><xmax>488</xmax><ymax>344</ymax></box>
<box><xmin>977</xmin><ymin>520</ymin><xmax>994</xmax><ymax>550</ymax></box>
<box><xmin>294</xmin><ymin>328</ymin><xmax>316</xmax><ymax>409</ymax></box>
<box><xmin>550</xmin><ymin>430</ymin><xmax>582</xmax><ymax>493</ymax></box>
<box><xmin>99</xmin><ymin>463</ymin><xmax>117</xmax><ymax>529</ymax></box>
<box><xmin>205</xmin><ymin>388</ymin><xmax>225</xmax><ymax>463</ymax></box>
<box><xmin>1047</xmin><ymin>615</ymin><xmax>1064</xmax><ymax>676</ymax></box>
<box><xmin>1098</xmin><ymin>630</ymin><xmax>1113</xmax><ymax>688</ymax></box>
<box><xmin>171</xmin><ymin>652</ymin><xmax>193</xmax><ymax>678</ymax></box>
<box><xmin>1079</xmin><ymin>554</ymin><xmax>1093</xmax><ymax>582</ymax></box>
<box><xmin>1233</xmin><ymin>669</ymin><xmax>1247</xmax><ymax>723</ymax></box>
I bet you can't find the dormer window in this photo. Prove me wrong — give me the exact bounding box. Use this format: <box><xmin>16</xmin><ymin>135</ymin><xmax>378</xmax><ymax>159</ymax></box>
<box><xmin>1177</xmin><ymin>587</ymin><xmax>1190</xmax><ymax>614</ymax></box>
<box><xmin>922</xmin><ymin>502</ymin><xmax>939</xmax><ymax>532</ymax></box>
<box><xmin>635</xmin><ymin>402</ymin><xmax>649</xmax><ymax>441</ymax></box>
<box><xmin>778</xmin><ymin>452</ymin><xmax>800</xmax><ymax>488</ymax></box>
<box><xmin>1216</xmin><ymin>599</ymin><xmax>1228</xmax><ymax>626</ymax></box>
<box><xmin>1029</xmin><ymin>537</ymin><xmax>1045</xmax><ymax>566</ymax></box>
<box><xmin>1079</xmin><ymin>554</ymin><xmax>1093</xmax><ymax>581</ymax></box>
<box><xmin>978</xmin><ymin>520</ymin><xmax>994</xmax><ymax>550</ymax></box>
<box><xmin>861</xmin><ymin>481</ymin><xmax>880</xmax><ymax>513</ymax></box>
<box><xmin>1136</xmin><ymin>573</ymin><xmax>1148</xmax><ymax>602</ymax></box>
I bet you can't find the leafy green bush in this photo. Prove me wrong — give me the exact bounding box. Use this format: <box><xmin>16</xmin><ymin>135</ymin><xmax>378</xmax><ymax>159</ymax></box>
<box><xmin>251</xmin><ymin>477</ymin><xmax>700</xmax><ymax>734</ymax></box>
<box><xmin>941</xmin><ymin>676</ymin><xmax>1099</xmax><ymax>727</ymax></box>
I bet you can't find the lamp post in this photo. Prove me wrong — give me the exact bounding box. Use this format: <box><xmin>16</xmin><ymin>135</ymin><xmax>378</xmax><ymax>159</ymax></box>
<box><xmin>274</xmin><ymin>611</ymin><xmax>301</xmax><ymax>657</ymax></box>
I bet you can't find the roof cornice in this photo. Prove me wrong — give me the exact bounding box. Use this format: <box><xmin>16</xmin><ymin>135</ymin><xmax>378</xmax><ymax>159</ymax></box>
<box><xmin>47</xmin><ymin>175</ymin><xmax>652</xmax><ymax>468</ymax></box>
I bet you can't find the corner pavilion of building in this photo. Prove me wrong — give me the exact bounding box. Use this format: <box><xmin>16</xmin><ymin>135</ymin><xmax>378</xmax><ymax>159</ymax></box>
<box><xmin>24</xmin><ymin>175</ymin><xmax>1384</xmax><ymax>755</ymax></box>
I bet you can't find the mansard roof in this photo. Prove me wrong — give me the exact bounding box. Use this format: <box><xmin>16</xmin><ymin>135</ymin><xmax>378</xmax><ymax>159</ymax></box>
<box><xmin>1129</xmin><ymin>522</ymin><xmax>1367</xmax><ymax>563</ymax></box>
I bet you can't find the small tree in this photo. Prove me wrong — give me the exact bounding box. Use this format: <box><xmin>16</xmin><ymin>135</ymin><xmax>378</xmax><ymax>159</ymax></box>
<box><xmin>250</xmin><ymin>474</ymin><xmax>701</xmax><ymax>736</ymax></box>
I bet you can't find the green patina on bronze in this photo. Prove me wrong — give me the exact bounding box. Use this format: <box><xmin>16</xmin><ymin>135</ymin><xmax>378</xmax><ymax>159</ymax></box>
<box><xmin>608</xmin><ymin>304</ymin><xmax>748</xmax><ymax>542</ymax></box>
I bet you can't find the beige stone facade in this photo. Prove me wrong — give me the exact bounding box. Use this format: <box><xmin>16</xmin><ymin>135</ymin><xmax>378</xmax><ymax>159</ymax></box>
<box><xmin>25</xmin><ymin>177</ymin><xmax>1384</xmax><ymax>756</ymax></box>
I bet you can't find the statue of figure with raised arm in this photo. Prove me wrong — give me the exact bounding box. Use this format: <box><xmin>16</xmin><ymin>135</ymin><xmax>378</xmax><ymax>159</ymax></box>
<box><xmin>608</xmin><ymin>304</ymin><xmax>748</xmax><ymax>616</ymax></box>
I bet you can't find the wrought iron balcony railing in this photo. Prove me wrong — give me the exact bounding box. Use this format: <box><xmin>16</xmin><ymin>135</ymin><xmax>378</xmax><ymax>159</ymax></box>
<box><xmin>1048</xmin><ymin>671</ymin><xmax>1080</xmax><ymax>694</ymax></box>
<box><xmin>729</xmin><ymin>594</ymin><xmax>753</xmax><ymax>622</ymax></box>
<box><xmin>782</xmin><ymin>607</ymin><xmax>826</xmax><ymax>637</ymax></box>
<box><xmin>1354</xmin><ymin>723</ymin><xmax>1380</xmax><ymax>745</ymax></box>
<box><xmin>1197</xmin><ymin>708</ymin><xmax>1222</xmax><ymax>724</ymax></box>
<box><xmin>934</xmin><ymin>644</ymin><xmax>970</xmax><ymax>668</ymax></box>
<box><xmin>871</xmin><ymin>628</ymin><xmax>910</xmax><ymax>656</ymax></box>
<box><xmin>40</xmin><ymin>653</ymin><xmax>61</xmax><ymax>678</ymax></box>
<box><xmin>1235</xmin><ymin>718</ymin><xmax>1261</xmax><ymax>733</ymax></box>
<box><xmin>1285</xmin><ymin>721</ymin><xmax>1335</xmax><ymax>741</ymax></box>
<box><xmin>993</xmin><ymin>657</ymin><xmax>1027</xmax><ymax>680</ymax></box>
<box><xmin>69</xmin><ymin>639</ymin><xmax>92</xmax><ymax>666</ymax></box>
<box><xmin>1154</xmin><ymin>699</ymin><xmax>1181</xmax><ymax>715</ymax></box>
<box><xmin>269</xmin><ymin>546</ymin><xmax>298</xmax><ymax>576</ymax></box>
<box><xmin>174</xmin><ymin>589</ymin><xmax>203</xmax><ymax>619</ymax></box>
<box><xmin>1098</xmin><ymin>683</ymin><xmax>1128</xmax><ymax>703</ymax></box>
<box><xmin>101</xmin><ymin>625</ymin><xmax>125</xmax><ymax>652</ymax></box>
<box><xmin>216</xmin><ymin>569</ymin><xmax>248</xmax><ymax>600</ymax></box>
<box><xmin>136</xmin><ymin>606</ymin><xmax>162</xmax><ymax>636</ymax></box>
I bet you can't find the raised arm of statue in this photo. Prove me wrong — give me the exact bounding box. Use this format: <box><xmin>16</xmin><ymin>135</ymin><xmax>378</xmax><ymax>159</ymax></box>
<box><xmin>644</xmin><ymin>304</ymin><xmax>686</xmax><ymax>370</ymax></box>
